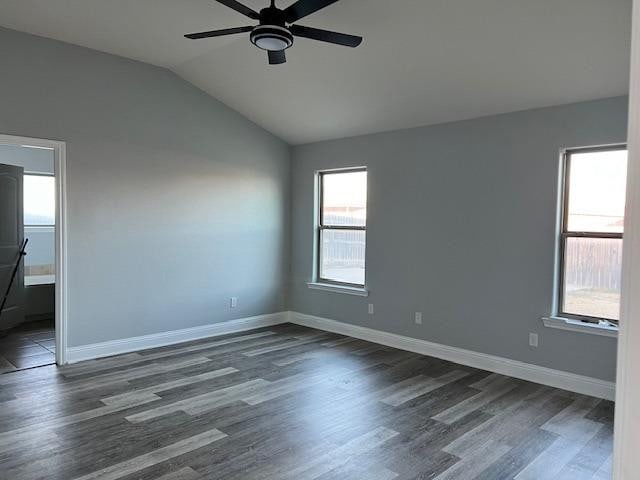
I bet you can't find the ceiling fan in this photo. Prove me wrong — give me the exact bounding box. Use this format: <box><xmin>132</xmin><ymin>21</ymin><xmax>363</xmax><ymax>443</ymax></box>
<box><xmin>184</xmin><ymin>0</ymin><xmax>363</xmax><ymax>65</ymax></box>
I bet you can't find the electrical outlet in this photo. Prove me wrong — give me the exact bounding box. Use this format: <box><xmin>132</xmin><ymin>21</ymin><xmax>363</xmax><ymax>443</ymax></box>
<box><xmin>368</xmin><ymin>304</ymin><xmax>374</xmax><ymax>315</ymax></box>
<box><xmin>230</xmin><ymin>297</ymin><xmax>238</xmax><ymax>309</ymax></box>
<box><xmin>415</xmin><ymin>312</ymin><xmax>423</xmax><ymax>325</ymax></box>
<box><xmin>529</xmin><ymin>333</ymin><xmax>539</xmax><ymax>348</ymax></box>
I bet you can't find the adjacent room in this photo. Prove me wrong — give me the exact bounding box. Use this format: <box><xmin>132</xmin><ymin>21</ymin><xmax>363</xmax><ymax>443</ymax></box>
<box><xmin>0</xmin><ymin>144</ymin><xmax>56</xmax><ymax>372</ymax></box>
<box><xmin>0</xmin><ymin>0</ymin><xmax>638</xmax><ymax>479</ymax></box>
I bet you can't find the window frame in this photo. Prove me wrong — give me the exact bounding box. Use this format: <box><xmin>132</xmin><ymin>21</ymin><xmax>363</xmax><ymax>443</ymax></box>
<box><xmin>557</xmin><ymin>144</ymin><xmax>627</xmax><ymax>325</ymax></box>
<box><xmin>316</xmin><ymin>167</ymin><xmax>367</xmax><ymax>288</ymax></box>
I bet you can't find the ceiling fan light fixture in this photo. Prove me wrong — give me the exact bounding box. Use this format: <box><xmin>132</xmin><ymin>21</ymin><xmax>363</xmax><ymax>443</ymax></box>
<box><xmin>185</xmin><ymin>0</ymin><xmax>364</xmax><ymax>65</ymax></box>
<box><xmin>250</xmin><ymin>25</ymin><xmax>293</xmax><ymax>51</ymax></box>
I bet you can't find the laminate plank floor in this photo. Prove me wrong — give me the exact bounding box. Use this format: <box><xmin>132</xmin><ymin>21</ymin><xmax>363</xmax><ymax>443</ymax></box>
<box><xmin>0</xmin><ymin>324</ymin><xmax>613</xmax><ymax>479</ymax></box>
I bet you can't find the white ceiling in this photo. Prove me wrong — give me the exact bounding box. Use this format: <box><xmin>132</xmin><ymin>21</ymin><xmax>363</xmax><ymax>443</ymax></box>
<box><xmin>0</xmin><ymin>0</ymin><xmax>632</xmax><ymax>144</ymax></box>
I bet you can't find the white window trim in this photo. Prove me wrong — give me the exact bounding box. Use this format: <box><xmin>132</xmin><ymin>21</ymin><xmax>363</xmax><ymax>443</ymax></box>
<box><xmin>549</xmin><ymin>144</ymin><xmax>627</xmax><ymax>332</ymax></box>
<box><xmin>307</xmin><ymin>281</ymin><xmax>369</xmax><ymax>297</ymax></box>
<box><xmin>312</xmin><ymin>166</ymin><xmax>368</xmax><ymax>290</ymax></box>
<box><xmin>542</xmin><ymin>316</ymin><xmax>618</xmax><ymax>338</ymax></box>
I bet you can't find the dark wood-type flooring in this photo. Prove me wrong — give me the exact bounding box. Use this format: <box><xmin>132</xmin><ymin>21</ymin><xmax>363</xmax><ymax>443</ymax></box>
<box><xmin>0</xmin><ymin>324</ymin><xmax>613</xmax><ymax>479</ymax></box>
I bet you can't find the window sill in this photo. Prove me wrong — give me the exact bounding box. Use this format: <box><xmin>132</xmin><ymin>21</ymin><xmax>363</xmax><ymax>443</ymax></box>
<box><xmin>307</xmin><ymin>282</ymin><xmax>369</xmax><ymax>297</ymax></box>
<box><xmin>542</xmin><ymin>316</ymin><xmax>618</xmax><ymax>338</ymax></box>
<box><xmin>25</xmin><ymin>275</ymin><xmax>55</xmax><ymax>286</ymax></box>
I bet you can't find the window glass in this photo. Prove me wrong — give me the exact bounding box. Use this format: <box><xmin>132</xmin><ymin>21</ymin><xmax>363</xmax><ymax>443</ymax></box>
<box><xmin>566</xmin><ymin>150</ymin><xmax>627</xmax><ymax>233</ymax></box>
<box><xmin>562</xmin><ymin>237</ymin><xmax>623</xmax><ymax>321</ymax></box>
<box><xmin>24</xmin><ymin>175</ymin><xmax>55</xmax><ymax>226</ymax></box>
<box><xmin>559</xmin><ymin>147</ymin><xmax>627</xmax><ymax>323</ymax></box>
<box><xmin>321</xmin><ymin>171</ymin><xmax>367</xmax><ymax>227</ymax></box>
<box><xmin>318</xmin><ymin>169</ymin><xmax>367</xmax><ymax>286</ymax></box>
<box><xmin>320</xmin><ymin>229</ymin><xmax>366</xmax><ymax>285</ymax></box>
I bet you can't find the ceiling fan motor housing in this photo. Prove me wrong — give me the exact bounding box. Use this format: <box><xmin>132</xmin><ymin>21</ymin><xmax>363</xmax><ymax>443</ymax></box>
<box><xmin>250</xmin><ymin>6</ymin><xmax>294</xmax><ymax>51</ymax></box>
<box><xmin>185</xmin><ymin>1</ymin><xmax>364</xmax><ymax>64</ymax></box>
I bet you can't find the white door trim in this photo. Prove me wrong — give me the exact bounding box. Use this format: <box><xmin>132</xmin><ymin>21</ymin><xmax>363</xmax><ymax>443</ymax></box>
<box><xmin>613</xmin><ymin>0</ymin><xmax>640</xmax><ymax>477</ymax></box>
<box><xmin>0</xmin><ymin>134</ymin><xmax>68</xmax><ymax>365</ymax></box>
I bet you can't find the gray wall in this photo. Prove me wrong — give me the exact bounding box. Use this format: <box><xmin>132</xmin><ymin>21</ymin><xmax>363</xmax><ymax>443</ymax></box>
<box><xmin>0</xmin><ymin>27</ymin><xmax>624</xmax><ymax>382</ymax></box>
<box><xmin>0</xmin><ymin>27</ymin><xmax>291</xmax><ymax>347</ymax></box>
<box><xmin>291</xmin><ymin>96</ymin><xmax>628</xmax><ymax>382</ymax></box>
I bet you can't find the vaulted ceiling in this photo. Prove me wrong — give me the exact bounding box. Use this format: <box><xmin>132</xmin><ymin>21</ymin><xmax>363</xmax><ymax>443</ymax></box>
<box><xmin>0</xmin><ymin>0</ymin><xmax>632</xmax><ymax>144</ymax></box>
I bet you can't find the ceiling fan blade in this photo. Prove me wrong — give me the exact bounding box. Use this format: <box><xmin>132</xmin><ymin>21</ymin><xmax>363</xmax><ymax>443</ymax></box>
<box><xmin>185</xmin><ymin>26</ymin><xmax>253</xmax><ymax>39</ymax></box>
<box><xmin>268</xmin><ymin>50</ymin><xmax>287</xmax><ymax>65</ymax></box>
<box><xmin>289</xmin><ymin>24</ymin><xmax>362</xmax><ymax>47</ymax></box>
<box><xmin>215</xmin><ymin>0</ymin><xmax>260</xmax><ymax>19</ymax></box>
<box><xmin>283</xmin><ymin>0</ymin><xmax>341</xmax><ymax>23</ymax></box>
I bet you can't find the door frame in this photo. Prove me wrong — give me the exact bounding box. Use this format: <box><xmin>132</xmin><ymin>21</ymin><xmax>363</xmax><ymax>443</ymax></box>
<box><xmin>0</xmin><ymin>134</ymin><xmax>67</xmax><ymax>365</ymax></box>
<box><xmin>613</xmin><ymin>0</ymin><xmax>640</xmax><ymax>477</ymax></box>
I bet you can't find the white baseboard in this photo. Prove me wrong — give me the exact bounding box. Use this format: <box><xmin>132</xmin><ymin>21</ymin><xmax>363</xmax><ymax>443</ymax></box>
<box><xmin>66</xmin><ymin>312</ymin><xmax>288</xmax><ymax>364</ymax></box>
<box><xmin>289</xmin><ymin>312</ymin><xmax>615</xmax><ymax>401</ymax></box>
<box><xmin>65</xmin><ymin>310</ymin><xmax>615</xmax><ymax>400</ymax></box>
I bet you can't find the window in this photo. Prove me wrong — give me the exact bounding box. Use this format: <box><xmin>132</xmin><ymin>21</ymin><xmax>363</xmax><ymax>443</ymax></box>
<box><xmin>317</xmin><ymin>168</ymin><xmax>367</xmax><ymax>287</ymax></box>
<box><xmin>24</xmin><ymin>174</ymin><xmax>56</xmax><ymax>283</ymax></box>
<box><xmin>24</xmin><ymin>174</ymin><xmax>55</xmax><ymax>226</ymax></box>
<box><xmin>558</xmin><ymin>146</ymin><xmax>628</xmax><ymax>324</ymax></box>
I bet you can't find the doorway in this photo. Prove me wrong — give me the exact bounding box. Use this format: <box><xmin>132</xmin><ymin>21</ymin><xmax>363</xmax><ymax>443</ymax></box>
<box><xmin>0</xmin><ymin>134</ymin><xmax>66</xmax><ymax>370</ymax></box>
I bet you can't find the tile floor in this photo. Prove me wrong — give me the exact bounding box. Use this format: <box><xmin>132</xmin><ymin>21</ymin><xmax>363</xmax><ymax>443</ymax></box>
<box><xmin>0</xmin><ymin>319</ymin><xmax>55</xmax><ymax>373</ymax></box>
